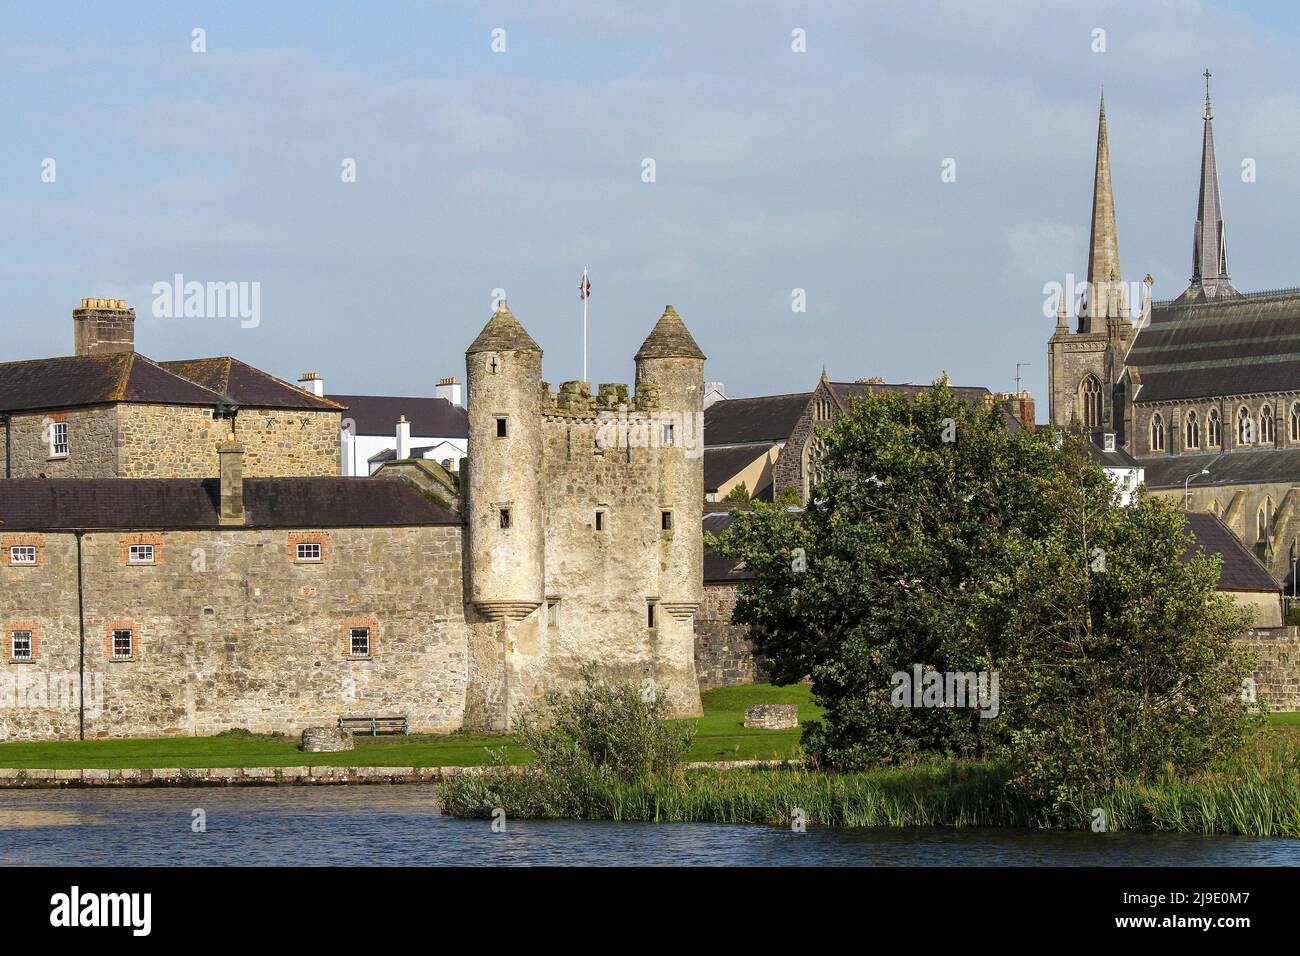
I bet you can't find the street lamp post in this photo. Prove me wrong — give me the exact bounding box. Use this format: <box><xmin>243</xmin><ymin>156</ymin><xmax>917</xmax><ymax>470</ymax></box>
<box><xmin>1183</xmin><ymin>466</ymin><xmax>1211</xmax><ymax>510</ymax></box>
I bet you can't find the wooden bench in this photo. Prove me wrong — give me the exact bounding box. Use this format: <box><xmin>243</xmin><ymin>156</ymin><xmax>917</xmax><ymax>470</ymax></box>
<box><xmin>338</xmin><ymin>716</ymin><xmax>409</xmax><ymax>736</ymax></box>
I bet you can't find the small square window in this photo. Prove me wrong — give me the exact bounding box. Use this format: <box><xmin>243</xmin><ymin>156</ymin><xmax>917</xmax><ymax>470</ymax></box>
<box><xmin>547</xmin><ymin>600</ymin><xmax>559</xmax><ymax>627</ymax></box>
<box><xmin>50</xmin><ymin>421</ymin><xmax>69</xmax><ymax>458</ymax></box>
<box><xmin>349</xmin><ymin>627</ymin><xmax>371</xmax><ymax>657</ymax></box>
<box><xmin>660</xmin><ymin>510</ymin><xmax>673</xmax><ymax>531</ymax></box>
<box><xmin>112</xmin><ymin>629</ymin><xmax>133</xmax><ymax>660</ymax></box>
<box><xmin>499</xmin><ymin>508</ymin><xmax>511</xmax><ymax>529</ymax></box>
<box><xmin>128</xmin><ymin>544</ymin><xmax>155</xmax><ymax>565</ymax></box>
<box><xmin>647</xmin><ymin>602</ymin><xmax>658</xmax><ymax>628</ymax></box>
<box><xmin>10</xmin><ymin>546</ymin><xmax>37</xmax><ymax>566</ymax></box>
<box><xmin>11</xmin><ymin>631</ymin><xmax>32</xmax><ymax>661</ymax></box>
<box><xmin>595</xmin><ymin>510</ymin><xmax>606</xmax><ymax>531</ymax></box>
<box><xmin>496</xmin><ymin>417</ymin><xmax>508</xmax><ymax>438</ymax></box>
<box><xmin>296</xmin><ymin>542</ymin><xmax>323</xmax><ymax>562</ymax></box>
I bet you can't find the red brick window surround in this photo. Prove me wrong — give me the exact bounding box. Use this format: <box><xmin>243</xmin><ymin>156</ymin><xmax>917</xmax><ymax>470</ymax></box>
<box><xmin>104</xmin><ymin>621</ymin><xmax>139</xmax><ymax>661</ymax></box>
<box><xmin>5</xmin><ymin>622</ymin><xmax>39</xmax><ymax>662</ymax></box>
<box><xmin>343</xmin><ymin>618</ymin><xmax>378</xmax><ymax>659</ymax></box>
<box><xmin>3</xmin><ymin>535</ymin><xmax>46</xmax><ymax>567</ymax></box>
<box><xmin>290</xmin><ymin>532</ymin><xmax>330</xmax><ymax>563</ymax></box>
<box><xmin>120</xmin><ymin>533</ymin><xmax>163</xmax><ymax>565</ymax></box>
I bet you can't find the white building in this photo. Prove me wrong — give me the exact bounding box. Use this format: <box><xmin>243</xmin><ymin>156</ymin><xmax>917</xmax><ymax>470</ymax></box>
<box><xmin>1087</xmin><ymin>431</ymin><xmax>1145</xmax><ymax>506</ymax></box>
<box><xmin>297</xmin><ymin>373</ymin><xmax>469</xmax><ymax>476</ymax></box>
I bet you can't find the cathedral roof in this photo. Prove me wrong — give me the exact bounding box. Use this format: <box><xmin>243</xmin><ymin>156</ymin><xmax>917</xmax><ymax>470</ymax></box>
<box><xmin>1182</xmin><ymin>511</ymin><xmax>1280</xmax><ymax>593</ymax></box>
<box><xmin>1128</xmin><ymin>288</ymin><xmax>1300</xmax><ymax>403</ymax></box>
<box><xmin>466</xmin><ymin>302</ymin><xmax>541</xmax><ymax>354</ymax></box>
<box><xmin>635</xmin><ymin>306</ymin><xmax>706</xmax><ymax>360</ymax></box>
<box><xmin>705</xmin><ymin>392</ymin><xmax>811</xmax><ymax>446</ymax></box>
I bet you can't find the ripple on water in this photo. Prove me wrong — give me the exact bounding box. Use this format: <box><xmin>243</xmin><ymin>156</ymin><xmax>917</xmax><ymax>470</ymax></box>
<box><xmin>0</xmin><ymin>786</ymin><xmax>1296</xmax><ymax>866</ymax></box>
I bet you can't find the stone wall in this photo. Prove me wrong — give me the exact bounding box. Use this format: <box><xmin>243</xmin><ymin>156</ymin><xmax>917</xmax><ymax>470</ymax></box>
<box><xmin>1241</xmin><ymin>628</ymin><xmax>1300</xmax><ymax>712</ymax></box>
<box><xmin>118</xmin><ymin>405</ymin><xmax>340</xmax><ymax>478</ymax></box>
<box><xmin>694</xmin><ymin>582</ymin><xmax>766</xmax><ymax>690</ymax></box>
<box><xmin>0</xmin><ymin>525</ymin><xmax>467</xmax><ymax>740</ymax></box>
<box><xmin>4</xmin><ymin>404</ymin><xmax>340</xmax><ymax>480</ymax></box>
<box><xmin>5</xmin><ymin>407</ymin><xmax>120</xmax><ymax>478</ymax></box>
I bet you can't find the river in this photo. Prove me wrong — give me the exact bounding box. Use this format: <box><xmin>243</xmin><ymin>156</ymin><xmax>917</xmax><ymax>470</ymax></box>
<box><xmin>0</xmin><ymin>786</ymin><xmax>1296</xmax><ymax>866</ymax></box>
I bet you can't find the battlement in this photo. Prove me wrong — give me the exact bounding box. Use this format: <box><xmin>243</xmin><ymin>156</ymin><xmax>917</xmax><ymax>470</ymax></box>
<box><xmin>542</xmin><ymin>380</ymin><xmax>661</xmax><ymax>417</ymax></box>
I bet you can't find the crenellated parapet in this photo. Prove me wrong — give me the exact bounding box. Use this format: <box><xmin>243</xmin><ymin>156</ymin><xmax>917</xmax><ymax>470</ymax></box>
<box><xmin>542</xmin><ymin>380</ymin><xmax>661</xmax><ymax>418</ymax></box>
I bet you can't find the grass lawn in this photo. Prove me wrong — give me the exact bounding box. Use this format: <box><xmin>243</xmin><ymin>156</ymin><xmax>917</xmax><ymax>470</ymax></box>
<box><xmin>0</xmin><ymin>684</ymin><xmax>820</xmax><ymax>770</ymax></box>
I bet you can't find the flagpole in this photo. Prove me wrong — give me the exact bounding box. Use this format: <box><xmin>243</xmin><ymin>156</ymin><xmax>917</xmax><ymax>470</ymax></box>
<box><xmin>582</xmin><ymin>265</ymin><xmax>589</xmax><ymax>383</ymax></box>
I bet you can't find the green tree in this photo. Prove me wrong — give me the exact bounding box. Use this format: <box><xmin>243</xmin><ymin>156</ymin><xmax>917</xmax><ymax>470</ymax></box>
<box><xmin>722</xmin><ymin>482</ymin><xmax>751</xmax><ymax>503</ymax></box>
<box><xmin>717</xmin><ymin>383</ymin><xmax>1256</xmax><ymax>811</ymax></box>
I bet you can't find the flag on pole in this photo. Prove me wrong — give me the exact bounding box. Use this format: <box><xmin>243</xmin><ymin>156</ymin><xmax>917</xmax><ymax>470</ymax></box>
<box><xmin>579</xmin><ymin>274</ymin><xmax>592</xmax><ymax>299</ymax></box>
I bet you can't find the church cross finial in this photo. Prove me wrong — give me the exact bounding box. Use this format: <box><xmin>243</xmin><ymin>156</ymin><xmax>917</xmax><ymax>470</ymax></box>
<box><xmin>1203</xmin><ymin>68</ymin><xmax>1213</xmax><ymax>119</ymax></box>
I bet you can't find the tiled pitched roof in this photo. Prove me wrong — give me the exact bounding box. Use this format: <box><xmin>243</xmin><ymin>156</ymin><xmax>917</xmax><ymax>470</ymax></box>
<box><xmin>702</xmin><ymin>508</ymin><xmax>756</xmax><ymax>583</ymax></box>
<box><xmin>1129</xmin><ymin>289</ymin><xmax>1300</xmax><ymax>403</ymax></box>
<box><xmin>327</xmin><ymin>394</ymin><xmax>468</xmax><ymax>438</ymax></box>
<box><xmin>1184</xmin><ymin>511</ymin><xmax>1280</xmax><ymax>593</ymax></box>
<box><xmin>704</xmin><ymin>444</ymin><xmax>775</xmax><ymax>492</ymax></box>
<box><xmin>0</xmin><ymin>353</ymin><xmax>223</xmax><ymax>413</ymax></box>
<box><xmin>0</xmin><ymin>478</ymin><xmax>459</xmax><ymax>530</ymax></box>
<box><xmin>160</xmin><ymin>357</ymin><xmax>345</xmax><ymax>411</ymax></box>
<box><xmin>704</xmin><ymin>393</ymin><xmax>811</xmax><ymax>446</ymax></box>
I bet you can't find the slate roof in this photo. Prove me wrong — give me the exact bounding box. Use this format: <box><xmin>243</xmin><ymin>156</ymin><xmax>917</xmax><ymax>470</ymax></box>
<box><xmin>0</xmin><ymin>353</ymin><xmax>223</xmax><ymax>413</ymax></box>
<box><xmin>160</xmin><ymin>358</ymin><xmax>345</xmax><ymax>411</ymax></box>
<box><xmin>0</xmin><ymin>352</ymin><xmax>344</xmax><ymax>414</ymax></box>
<box><xmin>1184</xmin><ymin>512</ymin><xmax>1280</xmax><ymax>593</ymax></box>
<box><xmin>1138</xmin><ymin>449</ymin><xmax>1300</xmax><ymax>489</ymax></box>
<box><xmin>367</xmin><ymin>443</ymin><xmax>461</xmax><ymax>466</ymax></box>
<box><xmin>328</xmin><ymin>394</ymin><xmax>468</xmax><ymax>438</ymax></box>
<box><xmin>702</xmin><ymin>508</ymin><xmax>755</xmax><ymax>583</ymax></box>
<box><xmin>1128</xmin><ymin>289</ymin><xmax>1300</xmax><ymax>404</ymax></box>
<box><xmin>704</xmin><ymin>444</ymin><xmax>775</xmax><ymax>493</ymax></box>
<box><xmin>704</xmin><ymin>393</ymin><xmax>811</xmax><ymax>446</ymax></box>
<box><xmin>1085</xmin><ymin>434</ymin><xmax>1141</xmax><ymax>469</ymax></box>
<box><xmin>0</xmin><ymin>478</ymin><xmax>459</xmax><ymax>530</ymax></box>
<box><xmin>635</xmin><ymin>306</ymin><xmax>706</xmax><ymax>360</ymax></box>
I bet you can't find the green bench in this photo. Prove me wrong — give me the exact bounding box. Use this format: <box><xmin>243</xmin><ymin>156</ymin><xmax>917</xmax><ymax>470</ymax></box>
<box><xmin>338</xmin><ymin>716</ymin><xmax>409</xmax><ymax>736</ymax></box>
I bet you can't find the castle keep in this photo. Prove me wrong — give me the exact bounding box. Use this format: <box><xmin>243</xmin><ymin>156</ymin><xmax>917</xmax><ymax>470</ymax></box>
<box><xmin>0</xmin><ymin>300</ymin><xmax>704</xmax><ymax>739</ymax></box>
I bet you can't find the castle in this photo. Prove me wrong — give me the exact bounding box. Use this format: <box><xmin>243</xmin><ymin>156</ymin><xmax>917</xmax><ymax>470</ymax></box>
<box><xmin>0</xmin><ymin>300</ymin><xmax>704</xmax><ymax>739</ymax></box>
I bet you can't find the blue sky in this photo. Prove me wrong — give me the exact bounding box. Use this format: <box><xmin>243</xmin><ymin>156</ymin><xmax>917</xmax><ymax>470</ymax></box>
<box><xmin>4</xmin><ymin>1</ymin><xmax>1300</xmax><ymax>413</ymax></box>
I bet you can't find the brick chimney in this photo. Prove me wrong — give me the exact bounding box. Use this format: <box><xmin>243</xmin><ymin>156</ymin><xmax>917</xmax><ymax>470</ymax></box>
<box><xmin>73</xmin><ymin>298</ymin><xmax>135</xmax><ymax>357</ymax></box>
<box><xmin>218</xmin><ymin>434</ymin><xmax>246</xmax><ymax>526</ymax></box>
<box><xmin>995</xmin><ymin>391</ymin><xmax>1037</xmax><ymax>430</ymax></box>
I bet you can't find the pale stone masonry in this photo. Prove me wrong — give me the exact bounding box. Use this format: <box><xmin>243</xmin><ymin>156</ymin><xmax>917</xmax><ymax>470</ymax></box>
<box><xmin>0</xmin><ymin>300</ymin><xmax>706</xmax><ymax>739</ymax></box>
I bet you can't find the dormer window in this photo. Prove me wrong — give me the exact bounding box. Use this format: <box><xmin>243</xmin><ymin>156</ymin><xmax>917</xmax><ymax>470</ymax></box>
<box><xmin>1102</xmin><ymin>433</ymin><xmax>1116</xmax><ymax>452</ymax></box>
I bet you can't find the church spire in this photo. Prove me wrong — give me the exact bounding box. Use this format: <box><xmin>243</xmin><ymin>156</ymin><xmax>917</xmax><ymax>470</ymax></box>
<box><xmin>1186</xmin><ymin>69</ymin><xmax>1236</xmax><ymax>300</ymax></box>
<box><xmin>1085</xmin><ymin>90</ymin><xmax>1121</xmax><ymax>330</ymax></box>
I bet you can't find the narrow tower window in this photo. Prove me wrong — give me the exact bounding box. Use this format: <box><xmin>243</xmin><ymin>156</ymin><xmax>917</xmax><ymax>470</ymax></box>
<box><xmin>495</xmin><ymin>417</ymin><xmax>508</xmax><ymax>438</ymax></box>
<box><xmin>647</xmin><ymin>601</ymin><xmax>658</xmax><ymax>629</ymax></box>
<box><xmin>660</xmin><ymin>510</ymin><xmax>673</xmax><ymax>532</ymax></box>
<box><xmin>1080</xmin><ymin>376</ymin><xmax>1102</xmax><ymax>429</ymax></box>
<box><xmin>499</xmin><ymin>508</ymin><xmax>511</xmax><ymax>529</ymax></box>
<box><xmin>594</xmin><ymin>510</ymin><xmax>606</xmax><ymax>531</ymax></box>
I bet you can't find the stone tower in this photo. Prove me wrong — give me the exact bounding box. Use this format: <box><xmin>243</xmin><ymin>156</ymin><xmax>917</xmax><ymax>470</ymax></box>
<box><xmin>1047</xmin><ymin>93</ymin><xmax>1137</xmax><ymax>440</ymax></box>
<box><xmin>634</xmin><ymin>305</ymin><xmax>706</xmax><ymax>710</ymax></box>
<box><xmin>464</xmin><ymin>300</ymin><xmax>546</xmax><ymax>728</ymax></box>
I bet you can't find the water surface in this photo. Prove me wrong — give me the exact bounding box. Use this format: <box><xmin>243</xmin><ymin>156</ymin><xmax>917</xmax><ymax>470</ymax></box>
<box><xmin>0</xmin><ymin>786</ymin><xmax>1295</xmax><ymax>866</ymax></box>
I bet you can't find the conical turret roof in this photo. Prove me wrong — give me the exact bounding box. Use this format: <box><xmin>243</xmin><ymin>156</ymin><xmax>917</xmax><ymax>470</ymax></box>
<box><xmin>635</xmin><ymin>305</ymin><xmax>705</xmax><ymax>360</ymax></box>
<box><xmin>466</xmin><ymin>301</ymin><xmax>541</xmax><ymax>354</ymax></box>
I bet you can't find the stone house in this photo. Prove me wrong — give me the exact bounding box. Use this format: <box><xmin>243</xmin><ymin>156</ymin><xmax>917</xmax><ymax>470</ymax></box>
<box><xmin>703</xmin><ymin>372</ymin><xmax>1033</xmax><ymax>504</ymax></box>
<box><xmin>0</xmin><ymin>299</ymin><xmax>344</xmax><ymax>480</ymax></box>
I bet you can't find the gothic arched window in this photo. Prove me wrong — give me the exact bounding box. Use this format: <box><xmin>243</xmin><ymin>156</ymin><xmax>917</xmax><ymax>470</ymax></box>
<box><xmin>1238</xmin><ymin>406</ymin><xmax>1255</xmax><ymax>445</ymax></box>
<box><xmin>1185</xmin><ymin>410</ymin><xmax>1200</xmax><ymax>450</ymax></box>
<box><xmin>1261</xmin><ymin>405</ymin><xmax>1276</xmax><ymax>445</ymax></box>
<box><xmin>1080</xmin><ymin>376</ymin><xmax>1103</xmax><ymax>428</ymax></box>
<box><xmin>1208</xmin><ymin>408</ymin><xmax>1221</xmax><ymax>448</ymax></box>
<box><xmin>803</xmin><ymin>433</ymin><xmax>827</xmax><ymax>499</ymax></box>
<box><xmin>1291</xmin><ymin>402</ymin><xmax>1300</xmax><ymax>443</ymax></box>
<box><xmin>1258</xmin><ymin>497</ymin><xmax>1275</xmax><ymax>541</ymax></box>
<box><xmin>1150</xmin><ymin>413</ymin><xmax>1165</xmax><ymax>452</ymax></box>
